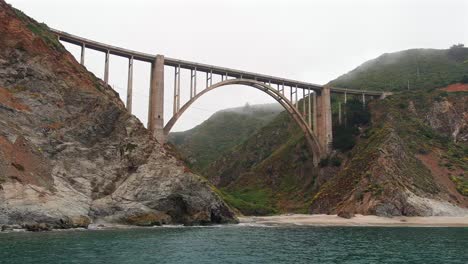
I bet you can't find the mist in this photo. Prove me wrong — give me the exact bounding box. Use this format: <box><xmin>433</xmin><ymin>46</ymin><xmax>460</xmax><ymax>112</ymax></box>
<box><xmin>7</xmin><ymin>0</ymin><xmax>468</xmax><ymax>132</ymax></box>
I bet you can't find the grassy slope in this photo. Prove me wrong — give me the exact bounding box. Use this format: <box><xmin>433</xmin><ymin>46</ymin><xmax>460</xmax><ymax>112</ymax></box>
<box><xmin>330</xmin><ymin>46</ymin><xmax>468</xmax><ymax>91</ymax></box>
<box><xmin>168</xmin><ymin>104</ymin><xmax>282</xmax><ymax>172</ymax></box>
<box><xmin>203</xmin><ymin>46</ymin><xmax>468</xmax><ymax>215</ymax></box>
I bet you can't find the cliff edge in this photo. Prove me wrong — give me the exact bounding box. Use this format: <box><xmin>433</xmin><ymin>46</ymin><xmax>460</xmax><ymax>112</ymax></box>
<box><xmin>0</xmin><ymin>1</ymin><xmax>237</xmax><ymax>229</ymax></box>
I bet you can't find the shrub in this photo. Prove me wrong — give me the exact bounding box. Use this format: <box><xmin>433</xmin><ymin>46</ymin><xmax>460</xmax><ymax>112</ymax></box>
<box><xmin>333</xmin><ymin>125</ymin><xmax>359</xmax><ymax>151</ymax></box>
<box><xmin>319</xmin><ymin>158</ymin><xmax>329</xmax><ymax>167</ymax></box>
<box><xmin>417</xmin><ymin>148</ymin><xmax>429</xmax><ymax>155</ymax></box>
<box><xmin>398</xmin><ymin>102</ymin><xmax>407</xmax><ymax>109</ymax></box>
<box><xmin>330</xmin><ymin>156</ymin><xmax>342</xmax><ymax>167</ymax></box>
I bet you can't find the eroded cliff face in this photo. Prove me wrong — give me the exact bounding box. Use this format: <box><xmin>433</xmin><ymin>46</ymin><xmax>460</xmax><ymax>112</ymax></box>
<box><xmin>0</xmin><ymin>1</ymin><xmax>236</xmax><ymax>228</ymax></box>
<box><xmin>425</xmin><ymin>85</ymin><xmax>467</xmax><ymax>143</ymax></box>
<box><xmin>310</xmin><ymin>89</ymin><xmax>467</xmax><ymax>216</ymax></box>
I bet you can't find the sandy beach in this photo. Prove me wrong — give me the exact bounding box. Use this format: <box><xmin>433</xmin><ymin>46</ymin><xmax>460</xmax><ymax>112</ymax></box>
<box><xmin>239</xmin><ymin>214</ymin><xmax>468</xmax><ymax>227</ymax></box>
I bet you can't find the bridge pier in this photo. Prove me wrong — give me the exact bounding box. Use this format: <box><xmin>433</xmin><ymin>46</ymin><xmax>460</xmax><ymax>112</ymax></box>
<box><xmin>104</xmin><ymin>50</ymin><xmax>110</xmax><ymax>84</ymax></box>
<box><xmin>80</xmin><ymin>43</ymin><xmax>85</xmax><ymax>65</ymax></box>
<box><xmin>127</xmin><ymin>56</ymin><xmax>133</xmax><ymax>113</ymax></box>
<box><xmin>316</xmin><ymin>86</ymin><xmax>332</xmax><ymax>156</ymax></box>
<box><xmin>148</xmin><ymin>54</ymin><xmax>166</xmax><ymax>144</ymax></box>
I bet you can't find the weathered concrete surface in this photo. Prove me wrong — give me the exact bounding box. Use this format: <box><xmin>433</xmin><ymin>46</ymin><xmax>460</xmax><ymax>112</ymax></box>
<box><xmin>316</xmin><ymin>86</ymin><xmax>332</xmax><ymax>155</ymax></box>
<box><xmin>148</xmin><ymin>55</ymin><xmax>165</xmax><ymax>144</ymax></box>
<box><xmin>0</xmin><ymin>1</ymin><xmax>237</xmax><ymax>229</ymax></box>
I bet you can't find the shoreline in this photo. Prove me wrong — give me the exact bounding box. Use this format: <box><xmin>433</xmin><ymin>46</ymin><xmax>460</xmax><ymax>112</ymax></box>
<box><xmin>239</xmin><ymin>214</ymin><xmax>468</xmax><ymax>227</ymax></box>
<box><xmin>1</xmin><ymin>214</ymin><xmax>467</xmax><ymax>233</ymax></box>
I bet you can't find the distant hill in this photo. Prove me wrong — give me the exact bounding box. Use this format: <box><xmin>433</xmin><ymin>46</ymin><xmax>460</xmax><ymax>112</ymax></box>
<box><xmin>330</xmin><ymin>45</ymin><xmax>468</xmax><ymax>92</ymax></box>
<box><xmin>168</xmin><ymin>103</ymin><xmax>283</xmax><ymax>172</ymax></box>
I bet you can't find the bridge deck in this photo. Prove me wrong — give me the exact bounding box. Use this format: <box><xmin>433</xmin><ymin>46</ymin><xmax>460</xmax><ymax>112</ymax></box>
<box><xmin>51</xmin><ymin>28</ymin><xmax>384</xmax><ymax>96</ymax></box>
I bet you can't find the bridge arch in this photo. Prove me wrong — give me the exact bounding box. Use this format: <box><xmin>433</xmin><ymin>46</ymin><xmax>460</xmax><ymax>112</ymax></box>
<box><xmin>163</xmin><ymin>79</ymin><xmax>323</xmax><ymax>164</ymax></box>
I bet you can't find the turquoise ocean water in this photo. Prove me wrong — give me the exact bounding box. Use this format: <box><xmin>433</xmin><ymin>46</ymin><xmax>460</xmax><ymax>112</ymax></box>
<box><xmin>0</xmin><ymin>225</ymin><xmax>467</xmax><ymax>263</ymax></box>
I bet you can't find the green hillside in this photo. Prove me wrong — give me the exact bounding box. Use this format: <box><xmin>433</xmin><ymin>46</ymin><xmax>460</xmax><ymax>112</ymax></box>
<box><xmin>330</xmin><ymin>45</ymin><xmax>468</xmax><ymax>92</ymax></box>
<box><xmin>168</xmin><ymin>103</ymin><xmax>282</xmax><ymax>172</ymax></box>
<box><xmin>204</xmin><ymin>109</ymin><xmax>315</xmax><ymax>215</ymax></box>
<box><xmin>205</xmin><ymin>98</ymin><xmax>370</xmax><ymax>215</ymax></box>
<box><xmin>200</xmin><ymin>45</ymin><xmax>468</xmax><ymax>215</ymax></box>
<box><xmin>311</xmin><ymin>89</ymin><xmax>467</xmax><ymax>215</ymax></box>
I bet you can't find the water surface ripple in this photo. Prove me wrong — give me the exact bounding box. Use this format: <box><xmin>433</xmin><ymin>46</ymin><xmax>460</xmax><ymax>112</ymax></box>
<box><xmin>0</xmin><ymin>225</ymin><xmax>467</xmax><ymax>263</ymax></box>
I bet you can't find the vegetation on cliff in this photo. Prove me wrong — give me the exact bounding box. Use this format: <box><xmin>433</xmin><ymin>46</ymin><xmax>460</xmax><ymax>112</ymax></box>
<box><xmin>311</xmin><ymin>88</ymin><xmax>467</xmax><ymax>215</ymax></box>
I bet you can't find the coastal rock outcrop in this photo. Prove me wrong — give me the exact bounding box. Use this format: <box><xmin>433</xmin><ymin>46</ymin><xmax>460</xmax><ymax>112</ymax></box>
<box><xmin>0</xmin><ymin>1</ymin><xmax>237</xmax><ymax>228</ymax></box>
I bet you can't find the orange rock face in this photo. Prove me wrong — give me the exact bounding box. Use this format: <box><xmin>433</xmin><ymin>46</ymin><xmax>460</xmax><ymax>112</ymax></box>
<box><xmin>442</xmin><ymin>83</ymin><xmax>468</xmax><ymax>92</ymax></box>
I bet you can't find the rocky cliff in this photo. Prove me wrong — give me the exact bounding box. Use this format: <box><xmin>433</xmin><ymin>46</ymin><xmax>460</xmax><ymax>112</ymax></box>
<box><xmin>0</xmin><ymin>1</ymin><xmax>236</xmax><ymax>229</ymax></box>
<box><xmin>310</xmin><ymin>88</ymin><xmax>467</xmax><ymax>216</ymax></box>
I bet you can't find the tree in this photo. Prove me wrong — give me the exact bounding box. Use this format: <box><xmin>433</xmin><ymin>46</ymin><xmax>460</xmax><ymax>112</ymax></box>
<box><xmin>448</xmin><ymin>43</ymin><xmax>468</xmax><ymax>61</ymax></box>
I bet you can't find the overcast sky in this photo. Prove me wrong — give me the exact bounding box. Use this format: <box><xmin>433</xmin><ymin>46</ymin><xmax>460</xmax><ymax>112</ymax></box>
<box><xmin>8</xmin><ymin>0</ymin><xmax>468</xmax><ymax>131</ymax></box>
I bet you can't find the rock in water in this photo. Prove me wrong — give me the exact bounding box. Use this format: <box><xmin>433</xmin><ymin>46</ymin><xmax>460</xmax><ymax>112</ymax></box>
<box><xmin>0</xmin><ymin>0</ymin><xmax>237</xmax><ymax>228</ymax></box>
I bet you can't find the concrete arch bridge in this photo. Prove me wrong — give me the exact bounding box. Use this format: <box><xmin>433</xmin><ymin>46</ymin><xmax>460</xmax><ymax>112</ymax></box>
<box><xmin>51</xmin><ymin>29</ymin><xmax>389</xmax><ymax>165</ymax></box>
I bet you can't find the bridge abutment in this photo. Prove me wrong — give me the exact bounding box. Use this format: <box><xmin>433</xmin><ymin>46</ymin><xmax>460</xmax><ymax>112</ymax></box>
<box><xmin>316</xmin><ymin>86</ymin><xmax>332</xmax><ymax>156</ymax></box>
<box><xmin>148</xmin><ymin>54</ymin><xmax>166</xmax><ymax>143</ymax></box>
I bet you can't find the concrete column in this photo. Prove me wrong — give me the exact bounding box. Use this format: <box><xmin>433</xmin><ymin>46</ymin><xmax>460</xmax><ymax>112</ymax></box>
<box><xmin>210</xmin><ymin>70</ymin><xmax>213</xmax><ymax>86</ymax></box>
<box><xmin>312</xmin><ymin>92</ymin><xmax>317</xmax><ymax>132</ymax></box>
<box><xmin>338</xmin><ymin>102</ymin><xmax>342</xmax><ymax>125</ymax></box>
<box><xmin>148</xmin><ymin>55</ymin><xmax>165</xmax><ymax>143</ymax></box>
<box><xmin>307</xmin><ymin>89</ymin><xmax>311</xmax><ymax>128</ymax></box>
<box><xmin>126</xmin><ymin>56</ymin><xmax>133</xmax><ymax>113</ymax></box>
<box><xmin>80</xmin><ymin>43</ymin><xmax>85</xmax><ymax>65</ymax></box>
<box><xmin>173</xmin><ymin>66</ymin><xmax>180</xmax><ymax>114</ymax></box>
<box><xmin>206</xmin><ymin>71</ymin><xmax>212</xmax><ymax>88</ymax></box>
<box><xmin>104</xmin><ymin>50</ymin><xmax>110</xmax><ymax>84</ymax></box>
<box><xmin>295</xmin><ymin>85</ymin><xmax>298</xmax><ymax>109</ymax></box>
<box><xmin>290</xmin><ymin>86</ymin><xmax>293</xmax><ymax>105</ymax></box>
<box><xmin>344</xmin><ymin>92</ymin><xmax>347</xmax><ymax>127</ymax></box>
<box><xmin>362</xmin><ymin>93</ymin><xmax>366</xmax><ymax>109</ymax></box>
<box><xmin>316</xmin><ymin>86</ymin><xmax>332</xmax><ymax>156</ymax></box>
<box><xmin>302</xmin><ymin>88</ymin><xmax>306</xmax><ymax>117</ymax></box>
<box><xmin>190</xmin><ymin>69</ymin><xmax>196</xmax><ymax>98</ymax></box>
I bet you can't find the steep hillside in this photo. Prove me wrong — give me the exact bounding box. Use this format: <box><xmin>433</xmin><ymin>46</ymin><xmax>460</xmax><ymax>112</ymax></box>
<box><xmin>200</xmin><ymin>46</ymin><xmax>468</xmax><ymax>216</ymax></box>
<box><xmin>204</xmin><ymin>99</ymin><xmax>369</xmax><ymax>215</ymax></box>
<box><xmin>0</xmin><ymin>1</ymin><xmax>236</xmax><ymax>229</ymax></box>
<box><xmin>168</xmin><ymin>103</ymin><xmax>282</xmax><ymax>172</ymax></box>
<box><xmin>330</xmin><ymin>46</ymin><xmax>468</xmax><ymax>91</ymax></box>
<box><xmin>311</xmin><ymin>88</ymin><xmax>467</xmax><ymax>216</ymax></box>
<box><xmin>205</xmin><ymin>111</ymin><xmax>316</xmax><ymax>215</ymax></box>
